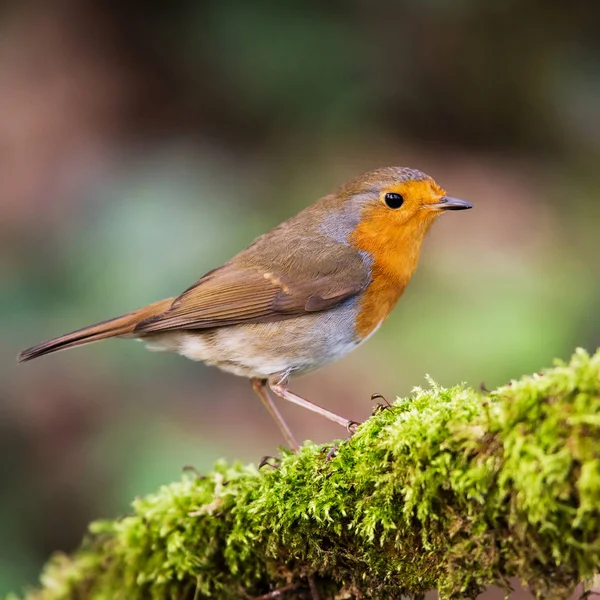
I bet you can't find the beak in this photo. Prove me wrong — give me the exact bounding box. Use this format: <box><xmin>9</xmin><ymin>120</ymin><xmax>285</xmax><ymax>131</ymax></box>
<box><xmin>430</xmin><ymin>196</ymin><xmax>473</xmax><ymax>211</ymax></box>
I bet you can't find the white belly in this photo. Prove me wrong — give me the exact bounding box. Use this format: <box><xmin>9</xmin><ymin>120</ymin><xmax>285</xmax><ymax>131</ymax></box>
<box><xmin>140</xmin><ymin>298</ymin><xmax>367</xmax><ymax>380</ymax></box>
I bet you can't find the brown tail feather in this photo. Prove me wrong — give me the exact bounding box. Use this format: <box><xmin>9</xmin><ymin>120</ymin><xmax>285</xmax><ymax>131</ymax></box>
<box><xmin>17</xmin><ymin>298</ymin><xmax>175</xmax><ymax>363</ymax></box>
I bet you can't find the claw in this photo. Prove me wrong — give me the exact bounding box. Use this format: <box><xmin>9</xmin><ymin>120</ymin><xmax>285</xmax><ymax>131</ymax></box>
<box><xmin>182</xmin><ymin>465</ymin><xmax>206</xmax><ymax>480</ymax></box>
<box><xmin>371</xmin><ymin>393</ymin><xmax>393</xmax><ymax>415</ymax></box>
<box><xmin>258</xmin><ymin>456</ymin><xmax>280</xmax><ymax>470</ymax></box>
<box><xmin>346</xmin><ymin>420</ymin><xmax>361</xmax><ymax>435</ymax></box>
<box><xmin>319</xmin><ymin>444</ymin><xmax>338</xmax><ymax>461</ymax></box>
<box><xmin>325</xmin><ymin>445</ymin><xmax>338</xmax><ymax>461</ymax></box>
<box><xmin>370</xmin><ymin>393</ymin><xmax>391</xmax><ymax>407</ymax></box>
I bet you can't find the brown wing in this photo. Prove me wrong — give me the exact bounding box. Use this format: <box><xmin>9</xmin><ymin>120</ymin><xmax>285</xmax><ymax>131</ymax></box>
<box><xmin>134</xmin><ymin>253</ymin><xmax>369</xmax><ymax>334</ymax></box>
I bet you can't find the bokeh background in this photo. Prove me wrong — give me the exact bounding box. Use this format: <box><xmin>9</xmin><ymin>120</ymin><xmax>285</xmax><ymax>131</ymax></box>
<box><xmin>2</xmin><ymin>1</ymin><xmax>599</xmax><ymax>597</ymax></box>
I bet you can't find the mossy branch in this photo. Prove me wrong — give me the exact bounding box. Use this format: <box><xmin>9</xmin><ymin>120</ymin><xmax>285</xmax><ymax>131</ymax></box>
<box><xmin>12</xmin><ymin>350</ymin><xmax>600</xmax><ymax>600</ymax></box>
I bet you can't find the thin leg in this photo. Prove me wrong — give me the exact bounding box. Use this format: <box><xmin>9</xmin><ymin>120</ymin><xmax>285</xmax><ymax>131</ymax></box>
<box><xmin>252</xmin><ymin>378</ymin><xmax>300</xmax><ymax>450</ymax></box>
<box><xmin>269</xmin><ymin>377</ymin><xmax>355</xmax><ymax>430</ymax></box>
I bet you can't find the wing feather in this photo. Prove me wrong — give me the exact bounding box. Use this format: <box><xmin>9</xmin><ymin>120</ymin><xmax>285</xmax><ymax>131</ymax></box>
<box><xmin>134</xmin><ymin>248</ymin><xmax>370</xmax><ymax>333</ymax></box>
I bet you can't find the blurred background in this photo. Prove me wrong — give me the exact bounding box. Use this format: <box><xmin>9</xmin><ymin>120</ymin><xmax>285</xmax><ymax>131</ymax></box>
<box><xmin>1</xmin><ymin>0</ymin><xmax>599</xmax><ymax>597</ymax></box>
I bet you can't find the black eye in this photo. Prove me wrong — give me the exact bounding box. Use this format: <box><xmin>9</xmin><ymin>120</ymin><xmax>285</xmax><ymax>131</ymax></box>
<box><xmin>384</xmin><ymin>192</ymin><xmax>404</xmax><ymax>209</ymax></box>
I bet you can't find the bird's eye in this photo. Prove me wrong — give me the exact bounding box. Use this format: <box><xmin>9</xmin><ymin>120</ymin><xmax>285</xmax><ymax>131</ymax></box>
<box><xmin>384</xmin><ymin>192</ymin><xmax>404</xmax><ymax>209</ymax></box>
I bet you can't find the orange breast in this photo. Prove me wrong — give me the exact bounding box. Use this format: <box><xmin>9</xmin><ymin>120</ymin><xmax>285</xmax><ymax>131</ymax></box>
<box><xmin>353</xmin><ymin>267</ymin><xmax>407</xmax><ymax>339</ymax></box>
<box><xmin>349</xmin><ymin>208</ymin><xmax>425</xmax><ymax>340</ymax></box>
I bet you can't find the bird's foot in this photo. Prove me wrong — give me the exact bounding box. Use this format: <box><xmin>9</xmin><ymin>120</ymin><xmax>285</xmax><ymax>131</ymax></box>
<box><xmin>320</xmin><ymin>444</ymin><xmax>338</xmax><ymax>461</ymax></box>
<box><xmin>370</xmin><ymin>392</ymin><xmax>392</xmax><ymax>415</ymax></box>
<box><xmin>346</xmin><ymin>419</ymin><xmax>361</xmax><ymax>435</ymax></box>
<box><xmin>258</xmin><ymin>456</ymin><xmax>281</xmax><ymax>470</ymax></box>
<box><xmin>182</xmin><ymin>465</ymin><xmax>206</xmax><ymax>480</ymax></box>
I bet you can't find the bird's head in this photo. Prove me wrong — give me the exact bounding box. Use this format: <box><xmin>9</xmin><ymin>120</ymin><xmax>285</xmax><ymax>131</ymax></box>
<box><xmin>342</xmin><ymin>165</ymin><xmax>471</xmax><ymax>234</ymax></box>
<box><xmin>331</xmin><ymin>166</ymin><xmax>472</xmax><ymax>281</ymax></box>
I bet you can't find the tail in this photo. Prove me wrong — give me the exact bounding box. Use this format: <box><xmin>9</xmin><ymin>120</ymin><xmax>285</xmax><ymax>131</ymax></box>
<box><xmin>17</xmin><ymin>298</ymin><xmax>175</xmax><ymax>363</ymax></box>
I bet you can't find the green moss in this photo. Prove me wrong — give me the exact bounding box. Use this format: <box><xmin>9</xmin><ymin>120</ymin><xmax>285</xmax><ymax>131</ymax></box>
<box><xmin>12</xmin><ymin>349</ymin><xmax>600</xmax><ymax>600</ymax></box>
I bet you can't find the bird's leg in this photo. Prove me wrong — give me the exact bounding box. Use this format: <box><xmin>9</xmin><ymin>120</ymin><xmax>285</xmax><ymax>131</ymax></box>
<box><xmin>269</xmin><ymin>376</ymin><xmax>356</xmax><ymax>430</ymax></box>
<box><xmin>252</xmin><ymin>378</ymin><xmax>300</xmax><ymax>450</ymax></box>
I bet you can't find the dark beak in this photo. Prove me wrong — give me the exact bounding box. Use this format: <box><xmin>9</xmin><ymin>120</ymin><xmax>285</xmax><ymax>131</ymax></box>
<box><xmin>430</xmin><ymin>196</ymin><xmax>473</xmax><ymax>211</ymax></box>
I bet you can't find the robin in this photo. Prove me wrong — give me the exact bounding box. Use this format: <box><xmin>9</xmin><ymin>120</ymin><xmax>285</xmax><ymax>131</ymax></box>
<box><xmin>18</xmin><ymin>166</ymin><xmax>472</xmax><ymax>449</ymax></box>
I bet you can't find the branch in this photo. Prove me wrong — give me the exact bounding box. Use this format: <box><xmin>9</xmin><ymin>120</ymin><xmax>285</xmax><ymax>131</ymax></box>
<box><xmin>14</xmin><ymin>350</ymin><xmax>600</xmax><ymax>600</ymax></box>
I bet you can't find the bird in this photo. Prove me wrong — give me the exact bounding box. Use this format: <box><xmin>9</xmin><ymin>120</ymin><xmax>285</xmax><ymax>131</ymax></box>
<box><xmin>18</xmin><ymin>166</ymin><xmax>472</xmax><ymax>449</ymax></box>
